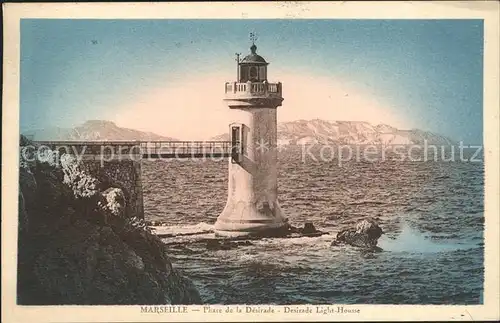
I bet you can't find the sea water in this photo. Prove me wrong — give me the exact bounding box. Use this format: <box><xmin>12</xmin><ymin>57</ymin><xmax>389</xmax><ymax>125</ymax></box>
<box><xmin>142</xmin><ymin>150</ymin><xmax>484</xmax><ymax>304</ymax></box>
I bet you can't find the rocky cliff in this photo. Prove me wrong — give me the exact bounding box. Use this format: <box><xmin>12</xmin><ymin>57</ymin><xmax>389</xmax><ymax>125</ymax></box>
<box><xmin>17</xmin><ymin>135</ymin><xmax>201</xmax><ymax>305</ymax></box>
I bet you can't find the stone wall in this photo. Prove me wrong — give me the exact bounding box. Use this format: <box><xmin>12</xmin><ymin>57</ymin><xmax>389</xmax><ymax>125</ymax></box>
<box><xmin>80</xmin><ymin>160</ymin><xmax>144</xmax><ymax>219</ymax></box>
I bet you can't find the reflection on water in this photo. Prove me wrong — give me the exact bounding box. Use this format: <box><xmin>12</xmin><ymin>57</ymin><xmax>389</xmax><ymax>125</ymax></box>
<box><xmin>142</xmin><ymin>151</ymin><xmax>484</xmax><ymax>304</ymax></box>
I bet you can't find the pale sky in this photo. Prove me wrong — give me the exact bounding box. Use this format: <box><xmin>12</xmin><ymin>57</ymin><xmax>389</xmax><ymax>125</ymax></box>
<box><xmin>20</xmin><ymin>19</ymin><xmax>483</xmax><ymax>143</ymax></box>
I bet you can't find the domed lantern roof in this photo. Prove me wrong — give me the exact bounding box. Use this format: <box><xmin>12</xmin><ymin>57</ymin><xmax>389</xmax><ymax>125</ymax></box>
<box><xmin>240</xmin><ymin>44</ymin><xmax>268</xmax><ymax>65</ymax></box>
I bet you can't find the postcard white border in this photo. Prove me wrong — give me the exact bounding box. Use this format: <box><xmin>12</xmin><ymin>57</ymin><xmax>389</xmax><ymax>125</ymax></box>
<box><xmin>2</xmin><ymin>1</ymin><xmax>499</xmax><ymax>322</ymax></box>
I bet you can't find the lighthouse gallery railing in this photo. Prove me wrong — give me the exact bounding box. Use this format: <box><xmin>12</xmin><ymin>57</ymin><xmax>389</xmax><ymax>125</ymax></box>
<box><xmin>225</xmin><ymin>82</ymin><xmax>282</xmax><ymax>96</ymax></box>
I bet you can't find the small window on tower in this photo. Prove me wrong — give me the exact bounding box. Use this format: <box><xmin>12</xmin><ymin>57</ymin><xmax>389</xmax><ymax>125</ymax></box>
<box><xmin>249</xmin><ymin>66</ymin><xmax>258</xmax><ymax>80</ymax></box>
<box><xmin>231</xmin><ymin>125</ymin><xmax>242</xmax><ymax>164</ymax></box>
<box><xmin>240</xmin><ymin>66</ymin><xmax>248</xmax><ymax>82</ymax></box>
<box><xmin>259</xmin><ymin>66</ymin><xmax>267</xmax><ymax>81</ymax></box>
<box><xmin>231</xmin><ymin>126</ymin><xmax>240</xmax><ymax>146</ymax></box>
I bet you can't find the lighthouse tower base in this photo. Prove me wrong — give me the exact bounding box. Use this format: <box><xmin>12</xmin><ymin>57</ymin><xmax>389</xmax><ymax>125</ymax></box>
<box><xmin>214</xmin><ymin>201</ymin><xmax>289</xmax><ymax>238</ymax></box>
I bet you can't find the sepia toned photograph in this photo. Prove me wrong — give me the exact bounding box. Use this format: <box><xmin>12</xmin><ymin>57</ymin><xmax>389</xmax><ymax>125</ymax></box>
<box><xmin>2</xmin><ymin>2</ymin><xmax>499</xmax><ymax>322</ymax></box>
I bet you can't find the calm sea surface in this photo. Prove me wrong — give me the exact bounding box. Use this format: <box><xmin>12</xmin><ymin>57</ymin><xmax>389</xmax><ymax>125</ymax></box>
<box><xmin>142</xmin><ymin>148</ymin><xmax>484</xmax><ymax>304</ymax></box>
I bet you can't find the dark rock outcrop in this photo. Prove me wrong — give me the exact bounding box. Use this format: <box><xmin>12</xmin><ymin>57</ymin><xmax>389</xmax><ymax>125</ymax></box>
<box><xmin>302</xmin><ymin>222</ymin><xmax>317</xmax><ymax>234</ymax></box>
<box><xmin>331</xmin><ymin>218</ymin><xmax>384</xmax><ymax>250</ymax></box>
<box><xmin>17</xmin><ymin>136</ymin><xmax>201</xmax><ymax>305</ymax></box>
<box><xmin>205</xmin><ymin>239</ymin><xmax>252</xmax><ymax>251</ymax></box>
<box><xmin>288</xmin><ymin>222</ymin><xmax>325</xmax><ymax>237</ymax></box>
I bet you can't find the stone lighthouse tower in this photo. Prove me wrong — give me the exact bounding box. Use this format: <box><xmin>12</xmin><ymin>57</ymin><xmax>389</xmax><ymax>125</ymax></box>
<box><xmin>214</xmin><ymin>39</ymin><xmax>288</xmax><ymax>237</ymax></box>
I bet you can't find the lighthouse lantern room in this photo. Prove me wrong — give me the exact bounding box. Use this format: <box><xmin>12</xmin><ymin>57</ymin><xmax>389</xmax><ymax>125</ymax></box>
<box><xmin>238</xmin><ymin>43</ymin><xmax>268</xmax><ymax>82</ymax></box>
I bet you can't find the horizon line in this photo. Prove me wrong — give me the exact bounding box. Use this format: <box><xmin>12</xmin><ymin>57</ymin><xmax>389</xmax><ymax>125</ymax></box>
<box><xmin>20</xmin><ymin>117</ymin><xmax>467</xmax><ymax>143</ymax></box>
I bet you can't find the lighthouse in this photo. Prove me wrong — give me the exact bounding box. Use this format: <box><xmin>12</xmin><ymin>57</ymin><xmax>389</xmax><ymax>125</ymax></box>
<box><xmin>214</xmin><ymin>38</ymin><xmax>288</xmax><ymax>237</ymax></box>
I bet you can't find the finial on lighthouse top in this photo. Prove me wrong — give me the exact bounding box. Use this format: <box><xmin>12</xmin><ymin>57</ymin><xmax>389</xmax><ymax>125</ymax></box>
<box><xmin>250</xmin><ymin>32</ymin><xmax>258</xmax><ymax>44</ymax></box>
<box><xmin>250</xmin><ymin>43</ymin><xmax>257</xmax><ymax>54</ymax></box>
<box><xmin>250</xmin><ymin>32</ymin><xmax>258</xmax><ymax>53</ymax></box>
<box><xmin>240</xmin><ymin>32</ymin><xmax>267</xmax><ymax>65</ymax></box>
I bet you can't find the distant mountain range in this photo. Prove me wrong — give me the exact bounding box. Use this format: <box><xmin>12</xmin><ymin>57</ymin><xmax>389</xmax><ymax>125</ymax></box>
<box><xmin>212</xmin><ymin>119</ymin><xmax>455</xmax><ymax>146</ymax></box>
<box><xmin>23</xmin><ymin>120</ymin><xmax>178</xmax><ymax>141</ymax></box>
<box><xmin>24</xmin><ymin>119</ymin><xmax>454</xmax><ymax>145</ymax></box>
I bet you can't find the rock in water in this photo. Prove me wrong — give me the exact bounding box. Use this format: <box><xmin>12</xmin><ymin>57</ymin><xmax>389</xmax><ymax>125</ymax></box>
<box><xmin>355</xmin><ymin>218</ymin><xmax>383</xmax><ymax>241</ymax></box>
<box><xmin>302</xmin><ymin>222</ymin><xmax>317</xmax><ymax>234</ymax></box>
<box><xmin>205</xmin><ymin>239</ymin><xmax>253</xmax><ymax>251</ymax></box>
<box><xmin>331</xmin><ymin>218</ymin><xmax>383</xmax><ymax>249</ymax></box>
